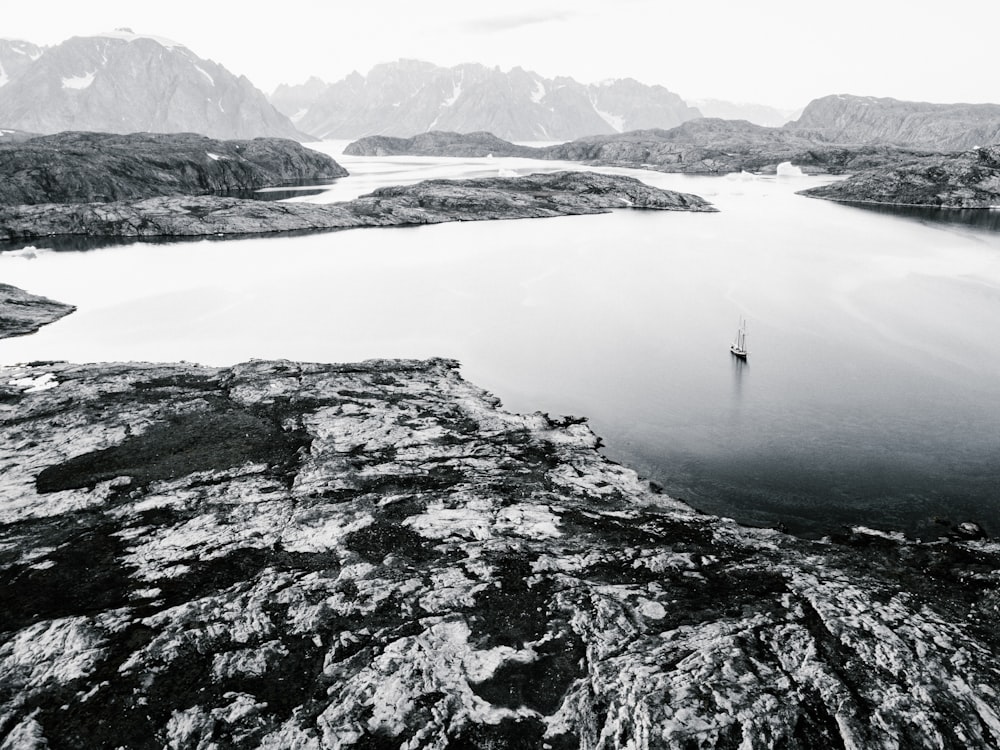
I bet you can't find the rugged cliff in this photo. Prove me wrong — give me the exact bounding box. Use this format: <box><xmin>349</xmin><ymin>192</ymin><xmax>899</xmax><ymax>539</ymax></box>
<box><xmin>800</xmin><ymin>145</ymin><xmax>1000</xmax><ymax>207</ymax></box>
<box><xmin>0</xmin><ymin>31</ymin><xmax>308</xmax><ymax>140</ymax></box>
<box><xmin>0</xmin><ymin>171</ymin><xmax>715</xmax><ymax>242</ymax></box>
<box><xmin>0</xmin><ymin>283</ymin><xmax>75</xmax><ymax>339</ymax></box>
<box><xmin>1</xmin><ymin>357</ymin><xmax>998</xmax><ymax>749</ymax></box>
<box><xmin>272</xmin><ymin>61</ymin><xmax>700</xmax><ymax>141</ymax></box>
<box><xmin>0</xmin><ymin>132</ymin><xmax>348</xmax><ymax>205</ymax></box>
<box><xmin>786</xmin><ymin>94</ymin><xmax>1000</xmax><ymax>151</ymax></box>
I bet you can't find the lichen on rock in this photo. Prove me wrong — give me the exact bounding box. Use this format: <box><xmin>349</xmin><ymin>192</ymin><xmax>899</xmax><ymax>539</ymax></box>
<box><xmin>1</xmin><ymin>357</ymin><xmax>998</xmax><ymax>748</ymax></box>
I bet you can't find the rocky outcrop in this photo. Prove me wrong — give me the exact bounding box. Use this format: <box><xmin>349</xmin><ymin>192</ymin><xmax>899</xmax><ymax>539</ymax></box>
<box><xmin>0</xmin><ymin>132</ymin><xmax>347</xmax><ymax>206</ymax></box>
<box><xmin>0</xmin><ymin>31</ymin><xmax>309</xmax><ymax>140</ymax></box>
<box><xmin>800</xmin><ymin>145</ymin><xmax>1000</xmax><ymax>207</ymax></box>
<box><xmin>0</xmin><ymin>171</ymin><xmax>715</xmax><ymax>242</ymax></box>
<box><xmin>786</xmin><ymin>94</ymin><xmax>1000</xmax><ymax>151</ymax></box>
<box><xmin>346</xmin><ymin>123</ymin><xmax>929</xmax><ymax>174</ymax></box>
<box><xmin>272</xmin><ymin>60</ymin><xmax>700</xmax><ymax>141</ymax></box>
<box><xmin>1</xmin><ymin>356</ymin><xmax>999</xmax><ymax>749</ymax></box>
<box><xmin>343</xmin><ymin>131</ymin><xmax>541</xmax><ymax>158</ymax></box>
<box><xmin>0</xmin><ymin>284</ymin><xmax>75</xmax><ymax>339</ymax></box>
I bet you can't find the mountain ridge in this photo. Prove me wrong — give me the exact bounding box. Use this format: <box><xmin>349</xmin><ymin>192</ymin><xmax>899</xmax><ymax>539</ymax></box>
<box><xmin>0</xmin><ymin>31</ymin><xmax>310</xmax><ymax>141</ymax></box>
<box><xmin>271</xmin><ymin>60</ymin><xmax>701</xmax><ymax>141</ymax></box>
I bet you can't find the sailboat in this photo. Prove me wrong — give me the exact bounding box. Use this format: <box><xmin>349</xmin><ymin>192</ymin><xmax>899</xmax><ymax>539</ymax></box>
<box><xmin>730</xmin><ymin>317</ymin><xmax>748</xmax><ymax>360</ymax></box>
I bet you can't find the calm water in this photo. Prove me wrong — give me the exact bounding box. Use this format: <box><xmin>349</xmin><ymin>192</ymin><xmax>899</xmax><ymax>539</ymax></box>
<box><xmin>3</xmin><ymin>143</ymin><xmax>1000</xmax><ymax>538</ymax></box>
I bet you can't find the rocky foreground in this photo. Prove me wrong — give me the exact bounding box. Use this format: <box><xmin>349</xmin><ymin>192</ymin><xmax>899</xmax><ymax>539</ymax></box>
<box><xmin>1</xmin><ymin>358</ymin><xmax>999</xmax><ymax>749</ymax></box>
<box><xmin>800</xmin><ymin>145</ymin><xmax>1000</xmax><ymax>208</ymax></box>
<box><xmin>0</xmin><ymin>132</ymin><xmax>347</xmax><ymax>206</ymax></box>
<box><xmin>0</xmin><ymin>283</ymin><xmax>75</xmax><ymax>339</ymax></box>
<box><xmin>0</xmin><ymin>171</ymin><xmax>715</xmax><ymax>242</ymax></box>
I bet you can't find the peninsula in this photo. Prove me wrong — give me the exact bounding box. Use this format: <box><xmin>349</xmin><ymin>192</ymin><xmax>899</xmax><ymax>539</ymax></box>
<box><xmin>0</xmin><ymin>283</ymin><xmax>75</xmax><ymax>339</ymax></box>
<box><xmin>0</xmin><ymin>132</ymin><xmax>347</xmax><ymax>205</ymax></box>
<box><xmin>1</xmin><ymin>357</ymin><xmax>997</xmax><ymax>748</ymax></box>
<box><xmin>0</xmin><ymin>171</ymin><xmax>715</xmax><ymax>242</ymax></box>
<box><xmin>800</xmin><ymin>145</ymin><xmax>1000</xmax><ymax>207</ymax></box>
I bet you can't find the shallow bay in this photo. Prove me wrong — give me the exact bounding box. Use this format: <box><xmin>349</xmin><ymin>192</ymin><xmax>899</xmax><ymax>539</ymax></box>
<box><xmin>3</xmin><ymin>143</ymin><xmax>999</xmax><ymax>537</ymax></box>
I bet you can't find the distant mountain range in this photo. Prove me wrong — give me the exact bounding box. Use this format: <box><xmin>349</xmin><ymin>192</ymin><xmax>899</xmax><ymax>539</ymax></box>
<box><xmin>4</xmin><ymin>33</ymin><xmax>1000</xmax><ymax>153</ymax></box>
<box><xmin>270</xmin><ymin>60</ymin><xmax>702</xmax><ymax>141</ymax></box>
<box><xmin>0</xmin><ymin>30</ymin><xmax>306</xmax><ymax>141</ymax></box>
<box><xmin>689</xmin><ymin>99</ymin><xmax>800</xmax><ymax>128</ymax></box>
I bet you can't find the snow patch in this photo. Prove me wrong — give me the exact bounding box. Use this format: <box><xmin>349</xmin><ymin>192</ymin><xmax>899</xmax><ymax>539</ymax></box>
<box><xmin>291</xmin><ymin>107</ymin><xmax>308</xmax><ymax>123</ymax></box>
<box><xmin>0</xmin><ymin>65</ymin><xmax>8</xmax><ymax>88</ymax></box>
<box><xmin>194</xmin><ymin>65</ymin><xmax>214</xmax><ymax>86</ymax></box>
<box><xmin>443</xmin><ymin>81</ymin><xmax>462</xmax><ymax>107</ymax></box>
<box><xmin>61</xmin><ymin>72</ymin><xmax>95</xmax><ymax>90</ymax></box>
<box><xmin>93</xmin><ymin>29</ymin><xmax>185</xmax><ymax>48</ymax></box>
<box><xmin>8</xmin><ymin>373</ymin><xmax>59</xmax><ymax>392</ymax></box>
<box><xmin>589</xmin><ymin>96</ymin><xmax>625</xmax><ymax>132</ymax></box>
<box><xmin>531</xmin><ymin>80</ymin><xmax>546</xmax><ymax>103</ymax></box>
<box><xmin>206</xmin><ymin>152</ymin><xmax>228</xmax><ymax>161</ymax></box>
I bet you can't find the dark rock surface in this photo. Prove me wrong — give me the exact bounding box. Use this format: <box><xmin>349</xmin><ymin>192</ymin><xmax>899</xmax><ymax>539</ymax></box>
<box><xmin>271</xmin><ymin>60</ymin><xmax>700</xmax><ymax>141</ymax></box>
<box><xmin>0</xmin><ymin>31</ymin><xmax>308</xmax><ymax>140</ymax></box>
<box><xmin>0</xmin><ymin>132</ymin><xmax>348</xmax><ymax>206</ymax></box>
<box><xmin>800</xmin><ymin>145</ymin><xmax>1000</xmax><ymax>207</ymax></box>
<box><xmin>346</xmin><ymin>123</ymin><xmax>931</xmax><ymax>175</ymax></box>
<box><xmin>787</xmin><ymin>94</ymin><xmax>1000</xmax><ymax>151</ymax></box>
<box><xmin>0</xmin><ymin>284</ymin><xmax>75</xmax><ymax>339</ymax></box>
<box><xmin>0</xmin><ymin>171</ymin><xmax>715</xmax><ymax>242</ymax></box>
<box><xmin>343</xmin><ymin>131</ymin><xmax>541</xmax><ymax>158</ymax></box>
<box><xmin>1</xmin><ymin>357</ymin><xmax>998</xmax><ymax>748</ymax></box>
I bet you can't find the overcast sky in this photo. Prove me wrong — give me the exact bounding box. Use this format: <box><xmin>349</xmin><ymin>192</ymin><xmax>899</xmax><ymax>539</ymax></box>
<box><xmin>5</xmin><ymin>0</ymin><xmax>998</xmax><ymax>110</ymax></box>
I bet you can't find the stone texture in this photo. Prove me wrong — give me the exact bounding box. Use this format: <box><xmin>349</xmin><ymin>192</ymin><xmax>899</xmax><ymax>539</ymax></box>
<box><xmin>0</xmin><ymin>357</ymin><xmax>998</xmax><ymax>749</ymax></box>
<box><xmin>0</xmin><ymin>171</ymin><xmax>716</xmax><ymax>242</ymax></box>
<box><xmin>800</xmin><ymin>145</ymin><xmax>1000</xmax><ymax>207</ymax></box>
<box><xmin>0</xmin><ymin>284</ymin><xmax>75</xmax><ymax>339</ymax></box>
<box><xmin>343</xmin><ymin>131</ymin><xmax>541</xmax><ymax>158</ymax></box>
<box><xmin>0</xmin><ymin>132</ymin><xmax>348</xmax><ymax>206</ymax></box>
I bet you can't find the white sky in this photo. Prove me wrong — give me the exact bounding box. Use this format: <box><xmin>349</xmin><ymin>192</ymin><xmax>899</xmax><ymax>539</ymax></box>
<box><xmin>5</xmin><ymin>0</ymin><xmax>998</xmax><ymax>110</ymax></box>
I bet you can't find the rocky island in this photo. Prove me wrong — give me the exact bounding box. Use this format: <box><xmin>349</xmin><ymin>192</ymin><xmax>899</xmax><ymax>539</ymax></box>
<box><xmin>1</xmin><ymin>357</ymin><xmax>998</xmax><ymax>748</ymax></box>
<box><xmin>0</xmin><ymin>283</ymin><xmax>75</xmax><ymax>339</ymax></box>
<box><xmin>0</xmin><ymin>171</ymin><xmax>715</xmax><ymax>242</ymax></box>
<box><xmin>800</xmin><ymin>145</ymin><xmax>1000</xmax><ymax>207</ymax></box>
<box><xmin>0</xmin><ymin>132</ymin><xmax>348</xmax><ymax>205</ymax></box>
<box><xmin>345</xmin><ymin>122</ymin><xmax>932</xmax><ymax>175</ymax></box>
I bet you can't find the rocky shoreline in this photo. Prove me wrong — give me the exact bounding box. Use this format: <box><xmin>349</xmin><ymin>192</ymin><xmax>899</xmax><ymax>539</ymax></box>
<box><xmin>0</xmin><ymin>132</ymin><xmax>347</xmax><ymax>206</ymax></box>
<box><xmin>0</xmin><ymin>283</ymin><xmax>75</xmax><ymax>339</ymax></box>
<box><xmin>1</xmin><ymin>357</ymin><xmax>998</xmax><ymax>748</ymax></box>
<box><xmin>0</xmin><ymin>171</ymin><xmax>715</xmax><ymax>242</ymax></box>
<box><xmin>799</xmin><ymin>145</ymin><xmax>1000</xmax><ymax>207</ymax></box>
<box><xmin>345</xmin><ymin>125</ymin><xmax>934</xmax><ymax>175</ymax></box>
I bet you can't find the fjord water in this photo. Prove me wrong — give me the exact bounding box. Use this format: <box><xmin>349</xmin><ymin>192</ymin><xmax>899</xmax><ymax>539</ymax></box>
<box><xmin>3</xmin><ymin>145</ymin><xmax>1000</xmax><ymax>538</ymax></box>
